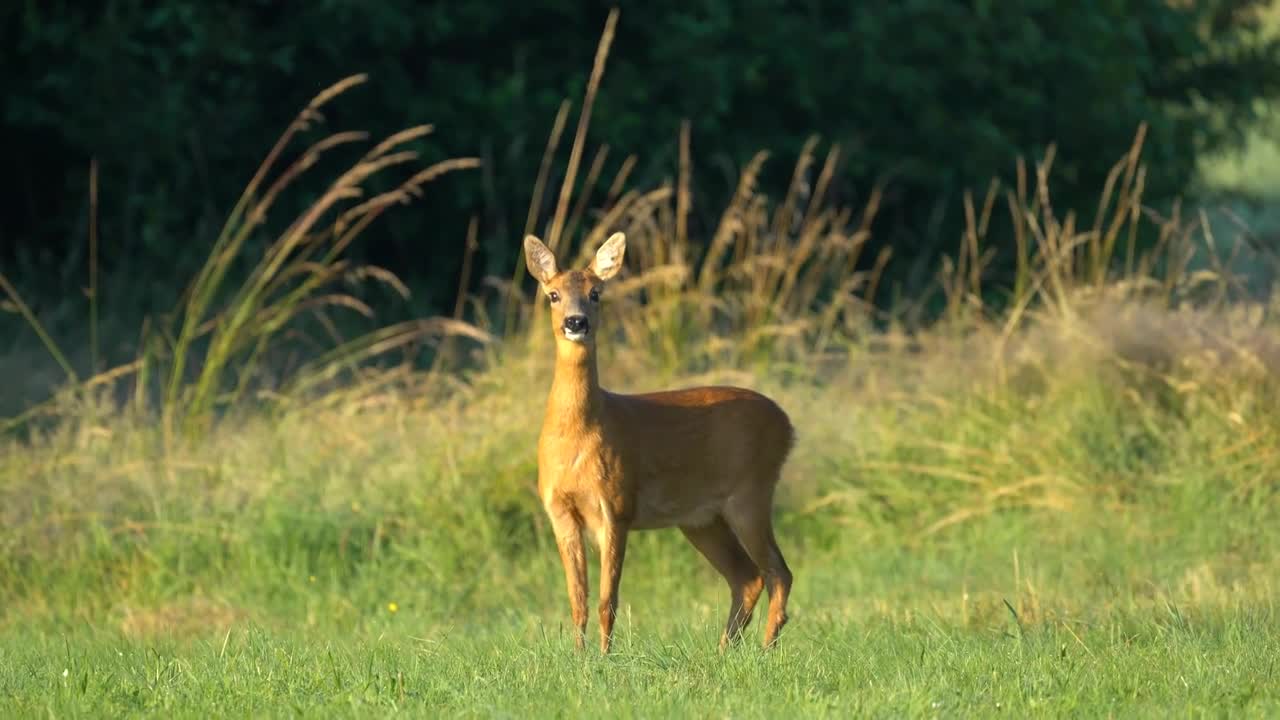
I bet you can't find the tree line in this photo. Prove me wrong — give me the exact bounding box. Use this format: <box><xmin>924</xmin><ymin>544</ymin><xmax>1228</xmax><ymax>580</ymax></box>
<box><xmin>3</xmin><ymin>0</ymin><xmax>1278</xmax><ymax>315</ymax></box>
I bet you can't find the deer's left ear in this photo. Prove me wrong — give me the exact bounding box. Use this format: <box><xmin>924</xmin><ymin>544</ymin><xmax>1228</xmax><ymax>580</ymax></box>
<box><xmin>591</xmin><ymin>232</ymin><xmax>626</xmax><ymax>281</ymax></box>
<box><xmin>524</xmin><ymin>235</ymin><xmax>559</xmax><ymax>285</ymax></box>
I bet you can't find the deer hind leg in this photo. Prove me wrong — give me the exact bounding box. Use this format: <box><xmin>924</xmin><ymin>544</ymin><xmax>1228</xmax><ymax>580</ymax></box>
<box><xmin>548</xmin><ymin>504</ymin><xmax>589</xmax><ymax>650</ymax></box>
<box><xmin>680</xmin><ymin>516</ymin><xmax>765</xmax><ymax>650</ymax></box>
<box><xmin>723</xmin><ymin>496</ymin><xmax>793</xmax><ymax>649</ymax></box>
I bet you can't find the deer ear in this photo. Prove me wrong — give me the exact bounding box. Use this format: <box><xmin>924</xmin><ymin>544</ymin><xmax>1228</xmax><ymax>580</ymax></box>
<box><xmin>591</xmin><ymin>232</ymin><xmax>626</xmax><ymax>281</ymax></box>
<box><xmin>523</xmin><ymin>235</ymin><xmax>558</xmax><ymax>284</ymax></box>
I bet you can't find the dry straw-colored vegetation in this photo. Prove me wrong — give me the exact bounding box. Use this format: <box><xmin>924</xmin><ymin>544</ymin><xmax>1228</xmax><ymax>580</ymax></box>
<box><xmin>2</xmin><ymin>56</ymin><xmax>1277</xmax><ymax>587</ymax></box>
<box><xmin>3</xmin><ymin>0</ymin><xmax>1279</xmax><ymax>524</ymax></box>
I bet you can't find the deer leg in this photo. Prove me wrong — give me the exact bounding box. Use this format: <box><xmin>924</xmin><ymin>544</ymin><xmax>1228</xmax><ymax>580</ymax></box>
<box><xmin>681</xmin><ymin>516</ymin><xmax>765</xmax><ymax>650</ymax></box>
<box><xmin>548</xmin><ymin>505</ymin><xmax>588</xmax><ymax>650</ymax></box>
<box><xmin>724</xmin><ymin>498</ymin><xmax>793</xmax><ymax>649</ymax></box>
<box><xmin>595</xmin><ymin>514</ymin><xmax>630</xmax><ymax>654</ymax></box>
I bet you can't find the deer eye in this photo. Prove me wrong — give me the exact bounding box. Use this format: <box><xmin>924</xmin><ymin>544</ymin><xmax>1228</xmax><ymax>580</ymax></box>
<box><xmin>589</xmin><ymin>288</ymin><xmax>601</xmax><ymax>303</ymax></box>
<box><xmin>548</xmin><ymin>290</ymin><xmax>560</xmax><ymax>303</ymax></box>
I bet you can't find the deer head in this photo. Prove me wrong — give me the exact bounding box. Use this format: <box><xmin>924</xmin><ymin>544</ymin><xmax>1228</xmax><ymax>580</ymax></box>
<box><xmin>524</xmin><ymin>232</ymin><xmax>626</xmax><ymax>346</ymax></box>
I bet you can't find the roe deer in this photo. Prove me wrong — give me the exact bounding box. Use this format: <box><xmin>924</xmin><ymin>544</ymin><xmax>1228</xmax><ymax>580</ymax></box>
<box><xmin>524</xmin><ymin>232</ymin><xmax>796</xmax><ymax>653</ymax></box>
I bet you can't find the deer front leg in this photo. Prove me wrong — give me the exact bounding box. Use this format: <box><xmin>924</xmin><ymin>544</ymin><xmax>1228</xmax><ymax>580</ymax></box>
<box><xmin>595</xmin><ymin>515</ymin><xmax>630</xmax><ymax>654</ymax></box>
<box><xmin>548</xmin><ymin>505</ymin><xmax>588</xmax><ymax>650</ymax></box>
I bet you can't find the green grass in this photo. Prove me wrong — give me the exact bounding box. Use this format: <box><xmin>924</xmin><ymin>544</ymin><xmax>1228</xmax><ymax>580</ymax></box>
<box><xmin>3</xmin><ymin>477</ymin><xmax>1278</xmax><ymax>719</ymax></box>
<box><xmin>3</xmin><ymin>316</ymin><xmax>1279</xmax><ymax>716</ymax></box>
<box><xmin>4</xmin><ymin>598</ymin><xmax>1277</xmax><ymax>717</ymax></box>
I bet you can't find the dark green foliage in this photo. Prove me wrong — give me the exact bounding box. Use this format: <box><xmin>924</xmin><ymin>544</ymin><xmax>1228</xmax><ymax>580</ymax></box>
<box><xmin>3</xmin><ymin>0</ymin><xmax>1279</xmax><ymax>313</ymax></box>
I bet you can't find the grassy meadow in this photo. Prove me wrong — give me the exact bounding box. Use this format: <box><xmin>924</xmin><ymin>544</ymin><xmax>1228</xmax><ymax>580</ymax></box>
<box><xmin>4</xmin><ymin>72</ymin><xmax>1280</xmax><ymax>717</ymax></box>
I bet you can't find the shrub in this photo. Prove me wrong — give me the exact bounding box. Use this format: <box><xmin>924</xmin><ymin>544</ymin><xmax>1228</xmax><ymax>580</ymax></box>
<box><xmin>3</xmin><ymin>0</ymin><xmax>1279</xmax><ymax>312</ymax></box>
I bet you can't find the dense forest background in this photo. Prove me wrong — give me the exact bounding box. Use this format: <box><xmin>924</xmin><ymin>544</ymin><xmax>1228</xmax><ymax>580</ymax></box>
<box><xmin>3</xmin><ymin>1</ymin><xmax>1280</xmax><ymax>371</ymax></box>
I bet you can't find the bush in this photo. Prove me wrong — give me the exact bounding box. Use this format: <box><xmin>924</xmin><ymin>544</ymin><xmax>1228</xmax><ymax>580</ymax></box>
<box><xmin>3</xmin><ymin>0</ymin><xmax>1279</xmax><ymax>313</ymax></box>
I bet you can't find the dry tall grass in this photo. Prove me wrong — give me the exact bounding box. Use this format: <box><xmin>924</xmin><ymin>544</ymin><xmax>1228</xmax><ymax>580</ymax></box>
<box><xmin>5</xmin><ymin>108</ymin><xmax>1276</xmax><ymax>546</ymax></box>
<box><xmin>3</xmin><ymin>43</ymin><xmax>1278</xmax><ymax>580</ymax></box>
<box><xmin>2</xmin><ymin>74</ymin><xmax>487</xmax><ymax>438</ymax></box>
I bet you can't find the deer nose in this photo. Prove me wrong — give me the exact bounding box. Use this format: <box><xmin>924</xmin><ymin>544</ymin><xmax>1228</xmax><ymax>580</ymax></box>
<box><xmin>564</xmin><ymin>315</ymin><xmax>589</xmax><ymax>334</ymax></box>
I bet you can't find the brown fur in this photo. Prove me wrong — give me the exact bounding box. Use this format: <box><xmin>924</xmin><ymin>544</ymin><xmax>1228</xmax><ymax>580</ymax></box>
<box><xmin>525</xmin><ymin>232</ymin><xmax>797</xmax><ymax>653</ymax></box>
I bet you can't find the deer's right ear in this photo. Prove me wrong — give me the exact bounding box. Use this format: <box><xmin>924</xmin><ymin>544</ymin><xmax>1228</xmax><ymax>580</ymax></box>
<box><xmin>591</xmin><ymin>232</ymin><xmax>626</xmax><ymax>281</ymax></box>
<box><xmin>524</xmin><ymin>235</ymin><xmax>558</xmax><ymax>285</ymax></box>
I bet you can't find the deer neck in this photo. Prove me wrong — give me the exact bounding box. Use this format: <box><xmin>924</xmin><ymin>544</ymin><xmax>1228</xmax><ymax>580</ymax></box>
<box><xmin>547</xmin><ymin>341</ymin><xmax>603</xmax><ymax>425</ymax></box>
